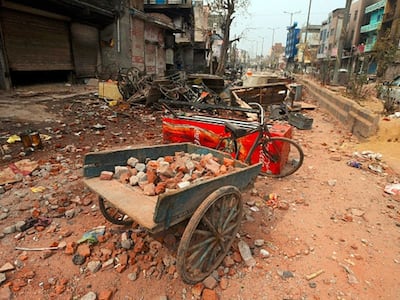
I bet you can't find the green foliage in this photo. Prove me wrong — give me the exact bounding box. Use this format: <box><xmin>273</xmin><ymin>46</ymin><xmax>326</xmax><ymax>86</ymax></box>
<box><xmin>372</xmin><ymin>29</ymin><xmax>398</xmax><ymax>77</ymax></box>
<box><xmin>346</xmin><ymin>73</ymin><xmax>368</xmax><ymax>100</ymax></box>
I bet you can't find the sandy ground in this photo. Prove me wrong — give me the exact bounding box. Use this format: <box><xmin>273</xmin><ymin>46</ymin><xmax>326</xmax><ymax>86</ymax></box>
<box><xmin>0</xmin><ymin>82</ymin><xmax>399</xmax><ymax>300</ymax></box>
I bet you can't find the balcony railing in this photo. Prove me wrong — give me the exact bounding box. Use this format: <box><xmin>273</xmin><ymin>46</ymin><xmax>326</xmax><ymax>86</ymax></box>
<box><xmin>364</xmin><ymin>43</ymin><xmax>375</xmax><ymax>52</ymax></box>
<box><xmin>365</xmin><ymin>0</ymin><xmax>386</xmax><ymax>14</ymax></box>
<box><xmin>360</xmin><ymin>22</ymin><xmax>380</xmax><ymax>33</ymax></box>
<box><xmin>144</xmin><ymin>0</ymin><xmax>191</xmax><ymax>5</ymax></box>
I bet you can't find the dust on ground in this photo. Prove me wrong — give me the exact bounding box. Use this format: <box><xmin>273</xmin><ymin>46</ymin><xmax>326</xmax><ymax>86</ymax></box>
<box><xmin>0</xmin><ymin>82</ymin><xmax>399</xmax><ymax>300</ymax></box>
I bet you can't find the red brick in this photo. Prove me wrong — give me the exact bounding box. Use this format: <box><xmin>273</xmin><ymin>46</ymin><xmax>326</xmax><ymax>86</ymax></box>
<box><xmin>155</xmin><ymin>182</ymin><xmax>166</xmax><ymax>195</ymax></box>
<box><xmin>77</xmin><ymin>244</ymin><xmax>91</xmax><ymax>257</ymax></box>
<box><xmin>100</xmin><ymin>171</ymin><xmax>114</xmax><ymax>180</ymax></box>
<box><xmin>146</xmin><ymin>168</ymin><xmax>158</xmax><ymax>184</ymax></box>
<box><xmin>192</xmin><ymin>283</ymin><xmax>204</xmax><ymax>297</ymax></box>
<box><xmin>118</xmin><ymin>253</ymin><xmax>128</xmax><ymax>266</ymax></box>
<box><xmin>99</xmin><ymin>289</ymin><xmax>113</xmax><ymax>300</ymax></box>
<box><xmin>164</xmin><ymin>155</ymin><xmax>174</xmax><ymax>163</ymax></box>
<box><xmin>223</xmin><ymin>157</ymin><xmax>235</xmax><ymax>167</ymax></box>
<box><xmin>202</xmin><ymin>289</ymin><xmax>219</xmax><ymax>300</ymax></box>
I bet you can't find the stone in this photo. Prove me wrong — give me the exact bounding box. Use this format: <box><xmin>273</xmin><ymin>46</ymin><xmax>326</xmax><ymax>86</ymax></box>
<box><xmin>254</xmin><ymin>239</ymin><xmax>265</xmax><ymax>247</ymax></box>
<box><xmin>3</xmin><ymin>225</ymin><xmax>16</xmax><ymax>234</ymax></box>
<box><xmin>0</xmin><ymin>262</ymin><xmax>15</xmax><ymax>273</ymax></box>
<box><xmin>0</xmin><ymin>273</ymin><xmax>6</xmax><ymax>284</ymax></box>
<box><xmin>72</xmin><ymin>254</ymin><xmax>86</xmax><ymax>265</ymax></box>
<box><xmin>177</xmin><ymin>181</ymin><xmax>190</xmax><ymax>189</ymax></box>
<box><xmin>114</xmin><ymin>166</ymin><xmax>130</xmax><ymax>179</ymax></box>
<box><xmin>127</xmin><ymin>271</ymin><xmax>138</xmax><ymax>281</ymax></box>
<box><xmin>121</xmin><ymin>239</ymin><xmax>133</xmax><ymax>250</ymax></box>
<box><xmin>327</xmin><ymin>179</ymin><xmax>337</xmax><ymax>187</ymax></box>
<box><xmin>277</xmin><ymin>270</ymin><xmax>294</xmax><ymax>279</ymax></box>
<box><xmin>80</xmin><ymin>291</ymin><xmax>97</xmax><ymax>300</ymax></box>
<box><xmin>135</xmin><ymin>163</ymin><xmax>146</xmax><ymax>172</ymax></box>
<box><xmin>65</xmin><ymin>208</ymin><xmax>76</xmax><ymax>219</ymax></box>
<box><xmin>129</xmin><ymin>175</ymin><xmax>139</xmax><ymax>186</ymax></box>
<box><xmin>127</xmin><ymin>157</ymin><xmax>139</xmax><ymax>168</ymax></box>
<box><xmin>102</xmin><ymin>258</ymin><xmax>115</xmax><ymax>270</ymax></box>
<box><xmin>238</xmin><ymin>240</ymin><xmax>256</xmax><ymax>267</ymax></box>
<box><xmin>157</xmin><ymin>163</ymin><xmax>174</xmax><ymax>177</ymax></box>
<box><xmin>203</xmin><ymin>275</ymin><xmax>217</xmax><ymax>289</ymax></box>
<box><xmin>137</xmin><ymin>171</ymin><xmax>147</xmax><ymax>182</ymax></box>
<box><xmin>260</xmin><ymin>249</ymin><xmax>270</xmax><ymax>258</ymax></box>
<box><xmin>87</xmin><ymin>260</ymin><xmax>102</xmax><ymax>273</ymax></box>
<box><xmin>223</xmin><ymin>256</ymin><xmax>235</xmax><ymax>268</ymax></box>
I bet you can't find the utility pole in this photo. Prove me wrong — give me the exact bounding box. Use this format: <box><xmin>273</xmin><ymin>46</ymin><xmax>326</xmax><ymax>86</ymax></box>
<box><xmin>332</xmin><ymin>0</ymin><xmax>352</xmax><ymax>85</ymax></box>
<box><xmin>268</xmin><ymin>27</ymin><xmax>278</xmax><ymax>69</ymax></box>
<box><xmin>283</xmin><ymin>10</ymin><xmax>301</xmax><ymax>26</ymax></box>
<box><xmin>301</xmin><ymin>0</ymin><xmax>312</xmax><ymax>73</ymax></box>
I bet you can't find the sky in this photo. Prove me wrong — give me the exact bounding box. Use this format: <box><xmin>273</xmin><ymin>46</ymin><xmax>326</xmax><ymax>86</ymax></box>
<box><xmin>230</xmin><ymin>0</ymin><xmax>346</xmax><ymax>57</ymax></box>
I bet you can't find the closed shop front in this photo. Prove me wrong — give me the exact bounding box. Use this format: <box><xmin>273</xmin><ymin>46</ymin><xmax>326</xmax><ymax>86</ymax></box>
<box><xmin>70</xmin><ymin>23</ymin><xmax>99</xmax><ymax>78</ymax></box>
<box><xmin>1</xmin><ymin>8</ymin><xmax>73</xmax><ymax>72</ymax></box>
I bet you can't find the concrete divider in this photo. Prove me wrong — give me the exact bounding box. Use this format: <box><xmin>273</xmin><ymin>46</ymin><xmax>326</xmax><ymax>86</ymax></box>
<box><xmin>298</xmin><ymin>77</ymin><xmax>380</xmax><ymax>139</ymax></box>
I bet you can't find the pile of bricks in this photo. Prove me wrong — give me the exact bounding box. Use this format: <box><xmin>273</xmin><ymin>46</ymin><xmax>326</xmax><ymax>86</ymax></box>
<box><xmin>100</xmin><ymin>151</ymin><xmax>236</xmax><ymax>196</ymax></box>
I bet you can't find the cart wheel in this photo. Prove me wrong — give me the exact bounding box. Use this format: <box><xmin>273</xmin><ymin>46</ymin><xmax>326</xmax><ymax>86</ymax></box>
<box><xmin>177</xmin><ymin>186</ymin><xmax>242</xmax><ymax>284</ymax></box>
<box><xmin>98</xmin><ymin>196</ymin><xmax>133</xmax><ymax>226</ymax></box>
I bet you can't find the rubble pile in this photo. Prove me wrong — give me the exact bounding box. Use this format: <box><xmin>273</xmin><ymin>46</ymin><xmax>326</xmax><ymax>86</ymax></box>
<box><xmin>100</xmin><ymin>152</ymin><xmax>237</xmax><ymax>196</ymax></box>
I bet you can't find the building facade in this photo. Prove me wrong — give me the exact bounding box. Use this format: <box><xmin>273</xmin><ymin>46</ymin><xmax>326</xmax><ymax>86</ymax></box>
<box><xmin>285</xmin><ymin>23</ymin><xmax>300</xmax><ymax>71</ymax></box>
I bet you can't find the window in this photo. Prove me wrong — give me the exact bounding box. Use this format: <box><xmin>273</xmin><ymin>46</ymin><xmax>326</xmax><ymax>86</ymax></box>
<box><xmin>354</xmin><ymin>10</ymin><xmax>358</xmax><ymax>21</ymax></box>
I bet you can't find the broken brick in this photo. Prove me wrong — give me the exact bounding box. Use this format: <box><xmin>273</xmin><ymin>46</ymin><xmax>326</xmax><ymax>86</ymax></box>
<box><xmin>100</xmin><ymin>171</ymin><xmax>113</xmax><ymax>180</ymax></box>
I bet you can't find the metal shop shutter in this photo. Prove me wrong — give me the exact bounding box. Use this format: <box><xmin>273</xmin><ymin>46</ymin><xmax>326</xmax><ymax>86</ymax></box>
<box><xmin>1</xmin><ymin>8</ymin><xmax>73</xmax><ymax>71</ymax></box>
<box><xmin>70</xmin><ymin>23</ymin><xmax>99</xmax><ymax>78</ymax></box>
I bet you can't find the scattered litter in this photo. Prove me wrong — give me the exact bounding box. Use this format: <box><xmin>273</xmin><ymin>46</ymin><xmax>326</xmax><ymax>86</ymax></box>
<box><xmin>384</xmin><ymin>183</ymin><xmax>400</xmax><ymax>196</ymax></box>
<box><xmin>7</xmin><ymin>134</ymin><xmax>21</xmax><ymax>144</ymax></box>
<box><xmin>15</xmin><ymin>246</ymin><xmax>59</xmax><ymax>251</ymax></box>
<box><xmin>30</xmin><ymin>186</ymin><xmax>46</xmax><ymax>193</ymax></box>
<box><xmin>92</xmin><ymin>123</ymin><xmax>106</xmax><ymax>130</ymax></box>
<box><xmin>305</xmin><ymin>269</ymin><xmax>324</xmax><ymax>281</ymax></box>
<box><xmin>77</xmin><ymin>226</ymin><xmax>106</xmax><ymax>244</ymax></box>
<box><xmin>347</xmin><ymin>160</ymin><xmax>362</xmax><ymax>168</ymax></box>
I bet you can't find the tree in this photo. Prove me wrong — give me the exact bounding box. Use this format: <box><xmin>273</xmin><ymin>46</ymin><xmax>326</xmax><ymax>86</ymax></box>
<box><xmin>207</xmin><ymin>0</ymin><xmax>249</xmax><ymax>76</ymax></box>
<box><xmin>372</xmin><ymin>28</ymin><xmax>398</xmax><ymax>79</ymax></box>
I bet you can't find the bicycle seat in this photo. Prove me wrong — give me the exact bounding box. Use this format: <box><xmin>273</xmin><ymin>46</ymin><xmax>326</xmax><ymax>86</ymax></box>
<box><xmin>224</xmin><ymin>122</ymin><xmax>252</xmax><ymax>139</ymax></box>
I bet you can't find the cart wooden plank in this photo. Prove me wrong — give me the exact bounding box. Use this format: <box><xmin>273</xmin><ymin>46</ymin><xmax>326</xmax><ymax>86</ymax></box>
<box><xmin>84</xmin><ymin>177</ymin><xmax>157</xmax><ymax>230</ymax></box>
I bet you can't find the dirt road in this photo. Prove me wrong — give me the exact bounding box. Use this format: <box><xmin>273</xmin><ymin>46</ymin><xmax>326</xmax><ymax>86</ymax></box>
<box><xmin>0</xmin><ymin>83</ymin><xmax>399</xmax><ymax>299</ymax></box>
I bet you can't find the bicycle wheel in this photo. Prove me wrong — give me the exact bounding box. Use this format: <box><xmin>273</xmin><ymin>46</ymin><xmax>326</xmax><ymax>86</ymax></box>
<box><xmin>177</xmin><ymin>186</ymin><xmax>242</xmax><ymax>284</ymax></box>
<box><xmin>159</xmin><ymin>85</ymin><xmax>180</xmax><ymax>100</ymax></box>
<box><xmin>261</xmin><ymin>137</ymin><xmax>304</xmax><ymax>178</ymax></box>
<box><xmin>117</xmin><ymin>75</ymin><xmax>131</xmax><ymax>100</ymax></box>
